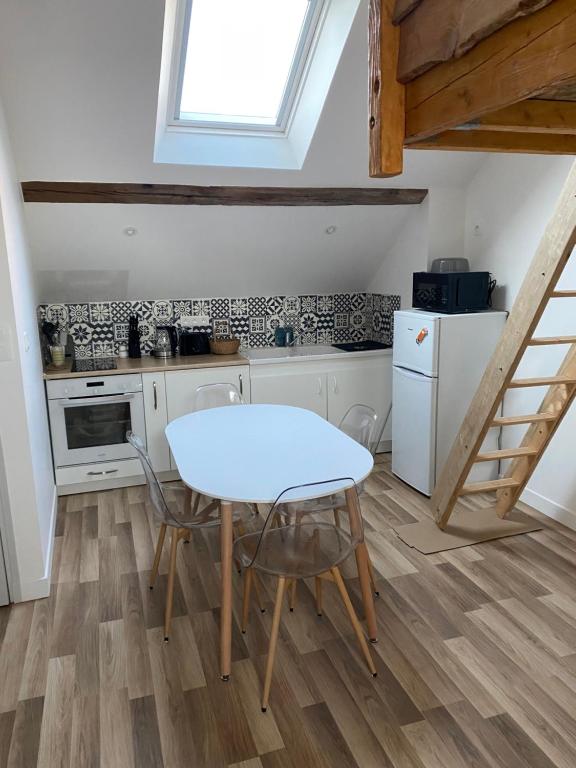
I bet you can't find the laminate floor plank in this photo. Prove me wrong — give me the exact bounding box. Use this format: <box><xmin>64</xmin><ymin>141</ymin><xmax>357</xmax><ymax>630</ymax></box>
<box><xmin>0</xmin><ymin>603</ymin><xmax>34</xmax><ymax>713</ymax></box>
<box><xmin>0</xmin><ymin>711</ymin><xmax>15</xmax><ymax>768</ymax></box>
<box><xmin>37</xmin><ymin>655</ymin><xmax>76</xmax><ymax>768</ymax></box>
<box><xmin>6</xmin><ymin>697</ymin><xmax>44</xmax><ymax>768</ymax></box>
<box><xmin>70</xmin><ymin>694</ymin><xmax>100</xmax><ymax>768</ymax></box>
<box><xmin>1</xmin><ymin>459</ymin><xmax>576</xmax><ymax>767</ymax></box>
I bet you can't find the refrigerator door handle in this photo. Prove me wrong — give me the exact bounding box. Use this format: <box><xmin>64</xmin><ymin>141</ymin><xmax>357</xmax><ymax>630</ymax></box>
<box><xmin>393</xmin><ymin>365</ymin><xmax>436</xmax><ymax>381</ymax></box>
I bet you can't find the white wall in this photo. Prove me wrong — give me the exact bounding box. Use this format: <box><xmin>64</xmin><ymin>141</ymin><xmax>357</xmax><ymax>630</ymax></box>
<box><xmin>465</xmin><ymin>154</ymin><xmax>576</xmax><ymax>529</ymax></box>
<box><xmin>0</xmin><ymin>97</ymin><xmax>56</xmax><ymax>602</ymax></box>
<box><xmin>28</xmin><ymin>203</ymin><xmax>413</xmax><ymax>302</ymax></box>
<box><xmin>368</xmin><ymin>200</ymin><xmax>429</xmax><ymax>306</ymax></box>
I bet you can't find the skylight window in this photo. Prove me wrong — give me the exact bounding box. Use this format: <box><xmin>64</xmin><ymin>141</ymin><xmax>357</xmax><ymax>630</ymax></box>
<box><xmin>174</xmin><ymin>0</ymin><xmax>323</xmax><ymax>131</ymax></box>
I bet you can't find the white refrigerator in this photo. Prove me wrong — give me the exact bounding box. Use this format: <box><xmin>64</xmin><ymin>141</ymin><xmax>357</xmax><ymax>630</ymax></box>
<box><xmin>392</xmin><ymin>309</ymin><xmax>507</xmax><ymax>496</ymax></box>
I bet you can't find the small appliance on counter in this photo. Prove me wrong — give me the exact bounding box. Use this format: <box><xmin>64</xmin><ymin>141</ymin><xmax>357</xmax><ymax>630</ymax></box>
<box><xmin>179</xmin><ymin>329</ymin><xmax>211</xmax><ymax>356</ymax></box>
<box><xmin>128</xmin><ymin>315</ymin><xmax>141</xmax><ymax>358</ymax></box>
<box><xmin>152</xmin><ymin>325</ymin><xmax>178</xmax><ymax>358</ymax></box>
<box><xmin>412</xmin><ymin>270</ymin><xmax>495</xmax><ymax>314</ymax></box>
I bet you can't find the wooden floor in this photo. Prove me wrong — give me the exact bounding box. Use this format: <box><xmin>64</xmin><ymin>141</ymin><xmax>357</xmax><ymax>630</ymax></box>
<box><xmin>2</xmin><ymin>457</ymin><xmax>576</xmax><ymax>768</ymax></box>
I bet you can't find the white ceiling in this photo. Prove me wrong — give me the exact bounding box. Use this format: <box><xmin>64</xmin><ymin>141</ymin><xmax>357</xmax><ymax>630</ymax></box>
<box><xmin>0</xmin><ymin>0</ymin><xmax>486</xmax><ymax>301</ymax></box>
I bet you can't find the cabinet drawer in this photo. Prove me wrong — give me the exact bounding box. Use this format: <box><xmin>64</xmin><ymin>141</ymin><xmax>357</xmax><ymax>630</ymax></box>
<box><xmin>56</xmin><ymin>458</ymin><xmax>143</xmax><ymax>490</ymax></box>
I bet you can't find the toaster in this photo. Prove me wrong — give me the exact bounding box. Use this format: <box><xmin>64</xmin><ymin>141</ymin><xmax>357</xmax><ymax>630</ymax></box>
<box><xmin>179</xmin><ymin>330</ymin><xmax>211</xmax><ymax>356</ymax></box>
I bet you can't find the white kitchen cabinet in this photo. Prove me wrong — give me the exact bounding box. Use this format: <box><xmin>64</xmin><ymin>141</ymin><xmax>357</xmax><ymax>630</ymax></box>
<box><xmin>250</xmin><ymin>354</ymin><xmax>392</xmax><ymax>449</ymax></box>
<box><xmin>165</xmin><ymin>365</ymin><xmax>251</xmax><ymax>421</ymax></box>
<box><xmin>142</xmin><ymin>372</ymin><xmax>171</xmax><ymax>472</ymax></box>
<box><xmin>249</xmin><ymin>364</ymin><xmax>326</xmax><ymax>417</ymax></box>
<box><xmin>327</xmin><ymin>357</ymin><xmax>393</xmax><ymax>444</ymax></box>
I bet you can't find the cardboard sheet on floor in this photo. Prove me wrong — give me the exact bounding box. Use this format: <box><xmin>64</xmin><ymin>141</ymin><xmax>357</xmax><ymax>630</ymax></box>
<box><xmin>392</xmin><ymin>508</ymin><xmax>542</xmax><ymax>554</ymax></box>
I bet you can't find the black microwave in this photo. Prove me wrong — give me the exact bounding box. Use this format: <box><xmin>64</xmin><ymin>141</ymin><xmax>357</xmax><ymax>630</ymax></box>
<box><xmin>412</xmin><ymin>271</ymin><xmax>493</xmax><ymax>314</ymax></box>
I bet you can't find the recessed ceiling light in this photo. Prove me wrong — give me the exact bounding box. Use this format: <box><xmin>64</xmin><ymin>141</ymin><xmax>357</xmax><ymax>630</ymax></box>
<box><xmin>124</xmin><ymin>227</ymin><xmax>137</xmax><ymax>236</ymax></box>
<box><xmin>325</xmin><ymin>225</ymin><xmax>337</xmax><ymax>235</ymax></box>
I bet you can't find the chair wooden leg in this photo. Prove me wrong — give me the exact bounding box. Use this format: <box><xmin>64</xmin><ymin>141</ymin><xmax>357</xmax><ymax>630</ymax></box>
<box><xmin>367</xmin><ymin>555</ymin><xmax>380</xmax><ymax>597</ymax></box>
<box><xmin>262</xmin><ymin>576</ymin><xmax>287</xmax><ymax>712</ymax></box>
<box><xmin>315</xmin><ymin>577</ymin><xmax>323</xmax><ymax>616</ymax></box>
<box><xmin>241</xmin><ymin>568</ymin><xmax>253</xmax><ymax>633</ymax></box>
<box><xmin>331</xmin><ymin>567</ymin><xmax>377</xmax><ymax>677</ymax></box>
<box><xmin>149</xmin><ymin>523</ymin><xmax>167</xmax><ymax>589</ymax></box>
<box><xmin>288</xmin><ymin>579</ymin><xmax>297</xmax><ymax>612</ymax></box>
<box><xmin>185</xmin><ymin>494</ymin><xmax>201</xmax><ymax>543</ymax></box>
<box><xmin>252</xmin><ymin>572</ymin><xmax>266</xmax><ymax>613</ymax></box>
<box><xmin>164</xmin><ymin>527</ymin><xmax>180</xmax><ymax>641</ymax></box>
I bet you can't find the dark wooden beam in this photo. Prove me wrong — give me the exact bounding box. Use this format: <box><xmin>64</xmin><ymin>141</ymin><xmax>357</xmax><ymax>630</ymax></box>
<box><xmin>407</xmin><ymin>129</ymin><xmax>576</xmax><ymax>154</ymax></box>
<box><xmin>369</xmin><ymin>0</ymin><xmax>405</xmax><ymax>178</ymax></box>
<box><xmin>405</xmin><ymin>0</ymin><xmax>576</xmax><ymax>142</ymax></box>
<box><xmin>21</xmin><ymin>182</ymin><xmax>428</xmax><ymax>206</ymax></box>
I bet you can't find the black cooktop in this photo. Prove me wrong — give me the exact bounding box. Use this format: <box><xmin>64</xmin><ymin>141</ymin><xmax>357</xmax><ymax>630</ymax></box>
<box><xmin>71</xmin><ymin>357</ymin><xmax>118</xmax><ymax>373</ymax></box>
<box><xmin>332</xmin><ymin>341</ymin><xmax>392</xmax><ymax>352</ymax></box>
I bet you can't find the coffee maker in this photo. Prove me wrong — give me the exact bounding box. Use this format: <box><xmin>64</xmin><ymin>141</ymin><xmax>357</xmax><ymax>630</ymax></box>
<box><xmin>152</xmin><ymin>325</ymin><xmax>178</xmax><ymax>358</ymax></box>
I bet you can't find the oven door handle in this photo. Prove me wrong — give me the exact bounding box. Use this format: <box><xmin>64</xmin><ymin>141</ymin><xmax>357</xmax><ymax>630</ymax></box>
<box><xmin>58</xmin><ymin>394</ymin><xmax>136</xmax><ymax>407</ymax></box>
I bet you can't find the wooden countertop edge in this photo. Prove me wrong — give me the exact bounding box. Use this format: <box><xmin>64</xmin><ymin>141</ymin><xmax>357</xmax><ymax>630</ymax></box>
<box><xmin>44</xmin><ymin>353</ymin><xmax>249</xmax><ymax>380</ymax></box>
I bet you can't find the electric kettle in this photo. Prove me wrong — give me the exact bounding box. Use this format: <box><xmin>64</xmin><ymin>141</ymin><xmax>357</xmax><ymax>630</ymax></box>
<box><xmin>152</xmin><ymin>325</ymin><xmax>178</xmax><ymax>358</ymax></box>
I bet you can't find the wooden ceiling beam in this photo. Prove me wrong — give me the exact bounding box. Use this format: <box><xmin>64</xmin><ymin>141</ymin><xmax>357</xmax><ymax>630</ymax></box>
<box><xmin>369</xmin><ymin>0</ymin><xmax>405</xmax><ymax>178</ymax></box>
<box><xmin>407</xmin><ymin>130</ymin><xmax>576</xmax><ymax>154</ymax></box>
<box><xmin>457</xmin><ymin>100</ymin><xmax>576</xmax><ymax>135</ymax></box>
<box><xmin>21</xmin><ymin>182</ymin><xmax>428</xmax><ymax>206</ymax></box>
<box><xmin>405</xmin><ymin>0</ymin><xmax>576</xmax><ymax>143</ymax></box>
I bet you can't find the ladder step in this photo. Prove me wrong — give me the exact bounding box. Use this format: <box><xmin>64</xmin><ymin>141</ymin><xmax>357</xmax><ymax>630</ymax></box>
<box><xmin>551</xmin><ymin>291</ymin><xmax>576</xmax><ymax>297</ymax></box>
<box><xmin>459</xmin><ymin>478</ymin><xmax>521</xmax><ymax>495</ymax></box>
<box><xmin>509</xmin><ymin>376</ymin><xmax>576</xmax><ymax>388</ymax></box>
<box><xmin>493</xmin><ymin>413</ymin><xmax>556</xmax><ymax>426</ymax></box>
<box><xmin>528</xmin><ymin>336</ymin><xmax>576</xmax><ymax>346</ymax></box>
<box><xmin>475</xmin><ymin>447</ymin><xmax>539</xmax><ymax>462</ymax></box>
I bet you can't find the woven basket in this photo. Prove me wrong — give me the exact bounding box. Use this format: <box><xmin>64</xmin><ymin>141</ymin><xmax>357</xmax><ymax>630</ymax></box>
<box><xmin>209</xmin><ymin>337</ymin><xmax>240</xmax><ymax>355</ymax></box>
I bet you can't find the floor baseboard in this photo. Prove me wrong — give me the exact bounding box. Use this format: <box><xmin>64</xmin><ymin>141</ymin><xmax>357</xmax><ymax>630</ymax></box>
<box><xmin>521</xmin><ymin>487</ymin><xmax>576</xmax><ymax>533</ymax></box>
<box><xmin>17</xmin><ymin>486</ymin><xmax>58</xmax><ymax>602</ymax></box>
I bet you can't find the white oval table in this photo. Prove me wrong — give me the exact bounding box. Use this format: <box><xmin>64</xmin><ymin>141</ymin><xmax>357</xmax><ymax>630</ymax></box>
<box><xmin>165</xmin><ymin>403</ymin><xmax>377</xmax><ymax>680</ymax></box>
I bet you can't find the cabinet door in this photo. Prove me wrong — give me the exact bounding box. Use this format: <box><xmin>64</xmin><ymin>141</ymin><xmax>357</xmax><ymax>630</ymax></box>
<box><xmin>327</xmin><ymin>357</ymin><xmax>393</xmax><ymax>447</ymax></box>
<box><xmin>165</xmin><ymin>365</ymin><xmax>251</xmax><ymax>421</ymax></box>
<box><xmin>142</xmin><ymin>372</ymin><xmax>171</xmax><ymax>472</ymax></box>
<box><xmin>250</xmin><ymin>365</ymin><xmax>326</xmax><ymax>418</ymax></box>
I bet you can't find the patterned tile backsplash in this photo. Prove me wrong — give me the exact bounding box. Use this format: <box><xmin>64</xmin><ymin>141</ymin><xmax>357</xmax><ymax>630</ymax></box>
<box><xmin>38</xmin><ymin>293</ymin><xmax>400</xmax><ymax>358</ymax></box>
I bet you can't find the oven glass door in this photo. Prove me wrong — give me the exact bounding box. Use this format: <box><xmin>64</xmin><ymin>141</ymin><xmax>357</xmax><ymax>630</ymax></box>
<box><xmin>50</xmin><ymin>393</ymin><xmax>146</xmax><ymax>467</ymax></box>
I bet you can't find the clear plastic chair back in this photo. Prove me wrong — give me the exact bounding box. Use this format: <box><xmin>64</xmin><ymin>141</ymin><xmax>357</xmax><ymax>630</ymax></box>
<box><xmin>191</xmin><ymin>382</ymin><xmax>244</xmax><ymax>411</ymax></box>
<box><xmin>127</xmin><ymin>431</ymin><xmax>178</xmax><ymax>526</ymax></box>
<box><xmin>339</xmin><ymin>404</ymin><xmax>378</xmax><ymax>453</ymax></box>
<box><xmin>234</xmin><ymin>479</ymin><xmax>364</xmax><ymax>580</ymax></box>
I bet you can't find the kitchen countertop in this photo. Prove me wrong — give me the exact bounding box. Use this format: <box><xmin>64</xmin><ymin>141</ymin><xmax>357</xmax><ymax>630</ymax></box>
<box><xmin>44</xmin><ymin>345</ymin><xmax>393</xmax><ymax>379</ymax></box>
<box><xmin>243</xmin><ymin>345</ymin><xmax>393</xmax><ymax>365</ymax></box>
<box><xmin>43</xmin><ymin>352</ymin><xmax>249</xmax><ymax>380</ymax></box>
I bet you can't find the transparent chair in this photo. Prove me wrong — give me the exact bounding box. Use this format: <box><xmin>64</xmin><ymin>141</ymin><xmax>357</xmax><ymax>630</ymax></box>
<box><xmin>188</xmin><ymin>382</ymin><xmax>260</xmax><ymax>523</ymax></box>
<box><xmin>127</xmin><ymin>431</ymin><xmax>254</xmax><ymax>640</ymax></box>
<box><xmin>278</xmin><ymin>404</ymin><xmax>386</xmax><ymax>594</ymax></box>
<box><xmin>191</xmin><ymin>382</ymin><xmax>243</xmax><ymax>411</ymax></box>
<box><xmin>234</xmin><ymin>480</ymin><xmax>377</xmax><ymax>712</ymax></box>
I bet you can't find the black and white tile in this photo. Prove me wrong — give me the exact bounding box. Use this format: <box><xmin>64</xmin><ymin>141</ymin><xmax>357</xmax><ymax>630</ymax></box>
<box><xmin>39</xmin><ymin>291</ymin><xmax>400</xmax><ymax>354</ymax></box>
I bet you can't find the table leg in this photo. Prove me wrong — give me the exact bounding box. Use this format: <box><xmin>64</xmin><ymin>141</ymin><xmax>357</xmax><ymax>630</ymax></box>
<box><xmin>345</xmin><ymin>487</ymin><xmax>378</xmax><ymax>643</ymax></box>
<box><xmin>220</xmin><ymin>501</ymin><xmax>234</xmax><ymax>680</ymax></box>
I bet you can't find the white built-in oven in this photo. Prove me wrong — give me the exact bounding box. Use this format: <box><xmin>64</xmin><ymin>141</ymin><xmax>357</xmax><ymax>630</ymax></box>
<box><xmin>47</xmin><ymin>374</ymin><xmax>146</xmax><ymax>468</ymax></box>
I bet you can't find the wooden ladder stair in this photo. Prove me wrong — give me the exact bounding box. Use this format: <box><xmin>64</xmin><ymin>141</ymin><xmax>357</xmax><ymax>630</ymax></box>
<box><xmin>432</xmin><ymin>162</ymin><xmax>576</xmax><ymax>529</ymax></box>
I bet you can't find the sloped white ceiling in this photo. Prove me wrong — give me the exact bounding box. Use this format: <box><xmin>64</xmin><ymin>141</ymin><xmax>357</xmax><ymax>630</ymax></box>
<box><xmin>0</xmin><ymin>0</ymin><xmax>485</xmax><ymax>302</ymax></box>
